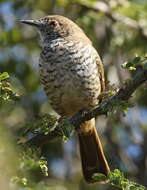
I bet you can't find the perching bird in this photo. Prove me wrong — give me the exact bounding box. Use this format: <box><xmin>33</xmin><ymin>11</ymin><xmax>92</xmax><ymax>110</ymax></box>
<box><xmin>21</xmin><ymin>15</ymin><xmax>110</xmax><ymax>183</ymax></box>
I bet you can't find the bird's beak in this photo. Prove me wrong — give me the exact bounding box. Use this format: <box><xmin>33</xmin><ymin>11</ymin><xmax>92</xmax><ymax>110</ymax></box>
<box><xmin>20</xmin><ymin>19</ymin><xmax>42</xmax><ymax>27</ymax></box>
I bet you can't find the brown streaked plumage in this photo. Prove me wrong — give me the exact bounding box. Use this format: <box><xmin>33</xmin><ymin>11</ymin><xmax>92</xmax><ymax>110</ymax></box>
<box><xmin>21</xmin><ymin>15</ymin><xmax>110</xmax><ymax>183</ymax></box>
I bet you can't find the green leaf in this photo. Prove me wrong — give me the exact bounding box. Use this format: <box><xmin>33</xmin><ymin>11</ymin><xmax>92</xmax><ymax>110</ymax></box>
<box><xmin>92</xmin><ymin>173</ymin><xmax>107</xmax><ymax>182</ymax></box>
<box><xmin>108</xmin><ymin>169</ymin><xmax>125</xmax><ymax>186</ymax></box>
<box><xmin>0</xmin><ymin>72</ymin><xmax>9</xmax><ymax>81</ymax></box>
<box><xmin>107</xmin><ymin>169</ymin><xmax>146</xmax><ymax>190</ymax></box>
<box><xmin>39</xmin><ymin>160</ymin><xmax>48</xmax><ymax>177</ymax></box>
<box><xmin>128</xmin><ymin>66</ymin><xmax>136</xmax><ymax>71</ymax></box>
<box><xmin>132</xmin><ymin>56</ymin><xmax>141</xmax><ymax>64</ymax></box>
<box><xmin>59</xmin><ymin>117</ymin><xmax>74</xmax><ymax>142</ymax></box>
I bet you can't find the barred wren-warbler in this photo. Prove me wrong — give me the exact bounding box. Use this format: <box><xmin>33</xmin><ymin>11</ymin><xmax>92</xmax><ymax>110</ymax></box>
<box><xmin>21</xmin><ymin>15</ymin><xmax>110</xmax><ymax>183</ymax></box>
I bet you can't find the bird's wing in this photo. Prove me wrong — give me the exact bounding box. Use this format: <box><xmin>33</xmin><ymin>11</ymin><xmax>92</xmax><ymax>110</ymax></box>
<box><xmin>96</xmin><ymin>57</ymin><xmax>105</xmax><ymax>92</ymax></box>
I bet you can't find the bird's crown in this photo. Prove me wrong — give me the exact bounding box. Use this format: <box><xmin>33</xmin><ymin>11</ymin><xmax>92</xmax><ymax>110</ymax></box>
<box><xmin>21</xmin><ymin>15</ymin><xmax>91</xmax><ymax>43</ymax></box>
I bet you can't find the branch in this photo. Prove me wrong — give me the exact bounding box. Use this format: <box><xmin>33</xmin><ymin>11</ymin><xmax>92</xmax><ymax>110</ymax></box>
<box><xmin>26</xmin><ymin>57</ymin><xmax>147</xmax><ymax>147</ymax></box>
<box><xmin>78</xmin><ymin>1</ymin><xmax>147</xmax><ymax>39</ymax></box>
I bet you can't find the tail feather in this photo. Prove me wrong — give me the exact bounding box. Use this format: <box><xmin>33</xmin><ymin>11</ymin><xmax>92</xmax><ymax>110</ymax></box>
<box><xmin>78</xmin><ymin>119</ymin><xmax>110</xmax><ymax>183</ymax></box>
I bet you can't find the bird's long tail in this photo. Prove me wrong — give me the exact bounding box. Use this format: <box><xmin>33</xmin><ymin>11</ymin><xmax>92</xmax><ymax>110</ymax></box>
<box><xmin>78</xmin><ymin>118</ymin><xmax>110</xmax><ymax>183</ymax></box>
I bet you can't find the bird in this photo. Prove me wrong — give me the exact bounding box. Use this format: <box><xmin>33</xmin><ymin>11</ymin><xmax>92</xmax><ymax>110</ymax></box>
<box><xmin>21</xmin><ymin>15</ymin><xmax>110</xmax><ymax>183</ymax></box>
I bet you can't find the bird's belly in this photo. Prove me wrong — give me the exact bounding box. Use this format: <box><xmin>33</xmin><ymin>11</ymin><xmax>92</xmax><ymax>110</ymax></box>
<box><xmin>40</xmin><ymin>65</ymin><xmax>101</xmax><ymax>116</ymax></box>
<box><xmin>59</xmin><ymin>81</ymin><xmax>91</xmax><ymax>116</ymax></box>
<box><xmin>39</xmin><ymin>42</ymin><xmax>101</xmax><ymax>116</ymax></box>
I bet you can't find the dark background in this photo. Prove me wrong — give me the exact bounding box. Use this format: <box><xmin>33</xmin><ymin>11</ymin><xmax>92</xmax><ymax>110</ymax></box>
<box><xmin>0</xmin><ymin>0</ymin><xmax>147</xmax><ymax>189</ymax></box>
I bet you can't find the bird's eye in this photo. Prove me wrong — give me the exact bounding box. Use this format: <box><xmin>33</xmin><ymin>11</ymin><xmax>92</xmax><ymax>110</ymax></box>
<box><xmin>49</xmin><ymin>20</ymin><xmax>58</xmax><ymax>28</ymax></box>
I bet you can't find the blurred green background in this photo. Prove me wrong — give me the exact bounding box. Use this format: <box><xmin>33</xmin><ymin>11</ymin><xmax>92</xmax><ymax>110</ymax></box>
<box><xmin>0</xmin><ymin>0</ymin><xmax>147</xmax><ymax>189</ymax></box>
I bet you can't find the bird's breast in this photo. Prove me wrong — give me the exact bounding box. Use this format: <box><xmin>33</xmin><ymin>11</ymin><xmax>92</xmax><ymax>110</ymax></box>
<box><xmin>39</xmin><ymin>39</ymin><xmax>101</xmax><ymax>116</ymax></box>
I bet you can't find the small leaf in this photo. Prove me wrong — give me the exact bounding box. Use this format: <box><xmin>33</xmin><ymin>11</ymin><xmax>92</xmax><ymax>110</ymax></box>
<box><xmin>39</xmin><ymin>160</ymin><xmax>48</xmax><ymax>176</ymax></box>
<box><xmin>63</xmin><ymin>135</ymin><xmax>68</xmax><ymax>142</ymax></box>
<box><xmin>121</xmin><ymin>56</ymin><xmax>142</xmax><ymax>71</ymax></box>
<box><xmin>59</xmin><ymin>117</ymin><xmax>74</xmax><ymax>142</ymax></box>
<box><xmin>108</xmin><ymin>169</ymin><xmax>124</xmax><ymax>185</ymax></box>
<box><xmin>92</xmin><ymin>173</ymin><xmax>107</xmax><ymax>182</ymax></box>
<box><xmin>107</xmin><ymin>169</ymin><xmax>146</xmax><ymax>190</ymax></box>
<box><xmin>0</xmin><ymin>72</ymin><xmax>9</xmax><ymax>81</ymax></box>
<box><xmin>128</xmin><ymin>66</ymin><xmax>136</xmax><ymax>71</ymax></box>
<box><xmin>132</xmin><ymin>56</ymin><xmax>141</xmax><ymax>64</ymax></box>
<box><xmin>21</xmin><ymin>178</ymin><xmax>27</xmax><ymax>186</ymax></box>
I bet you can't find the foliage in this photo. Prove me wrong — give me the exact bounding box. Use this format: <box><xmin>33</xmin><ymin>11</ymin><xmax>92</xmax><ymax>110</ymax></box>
<box><xmin>93</xmin><ymin>169</ymin><xmax>147</xmax><ymax>190</ymax></box>
<box><xmin>121</xmin><ymin>56</ymin><xmax>147</xmax><ymax>71</ymax></box>
<box><xmin>0</xmin><ymin>72</ymin><xmax>19</xmax><ymax>104</ymax></box>
<box><xmin>11</xmin><ymin>147</ymin><xmax>48</xmax><ymax>188</ymax></box>
<box><xmin>1</xmin><ymin>0</ymin><xmax>147</xmax><ymax>189</ymax></box>
<box><xmin>1</xmin><ymin>68</ymin><xmax>146</xmax><ymax>190</ymax></box>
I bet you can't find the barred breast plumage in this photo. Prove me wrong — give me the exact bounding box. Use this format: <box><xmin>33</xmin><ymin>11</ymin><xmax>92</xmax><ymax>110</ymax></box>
<box><xmin>39</xmin><ymin>38</ymin><xmax>102</xmax><ymax>116</ymax></box>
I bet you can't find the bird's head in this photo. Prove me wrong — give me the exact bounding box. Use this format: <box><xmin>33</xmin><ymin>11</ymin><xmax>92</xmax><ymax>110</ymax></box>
<box><xmin>21</xmin><ymin>15</ymin><xmax>90</xmax><ymax>44</ymax></box>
